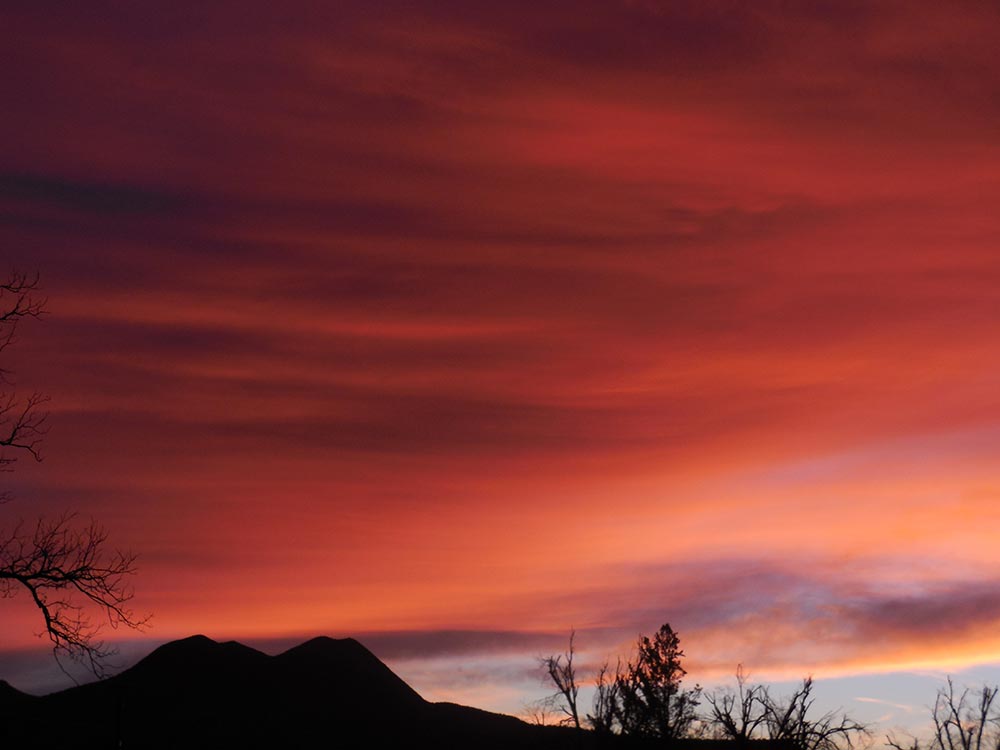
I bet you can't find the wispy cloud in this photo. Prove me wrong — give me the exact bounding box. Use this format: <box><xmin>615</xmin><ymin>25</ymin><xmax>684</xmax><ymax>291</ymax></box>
<box><xmin>4</xmin><ymin>0</ymin><xmax>1000</xmax><ymax>720</ymax></box>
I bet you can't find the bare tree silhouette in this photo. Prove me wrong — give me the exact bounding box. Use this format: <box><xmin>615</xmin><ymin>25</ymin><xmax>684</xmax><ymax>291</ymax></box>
<box><xmin>0</xmin><ymin>271</ymin><xmax>47</xmax><ymax>497</ymax></box>
<box><xmin>0</xmin><ymin>271</ymin><xmax>146</xmax><ymax>677</ymax></box>
<box><xmin>707</xmin><ymin>667</ymin><xmax>868</xmax><ymax>750</ymax></box>
<box><xmin>762</xmin><ymin>677</ymin><xmax>868</xmax><ymax>750</ymax></box>
<box><xmin>522</xmin><ymin>695</ymin><xmax>561</xmax><ymax>726</ymax></box>
<box><xmin>887</xmin><ymin>678</ymin><xmax>999</xmax><ymax>750</ymax></box>
<box><xmin>706</xmin><ymin>664</ymin><xmax>770</xmax><ymax>745</ymax></box>
<box><xmin>588</xmin><ymin>658</ymin><xmax>623</xmax><ymax>736</ymax></box>
<box><xmin>540</xmin><ymin>629</ymin><xmax>582</xmax><ymax>729</ymax></box>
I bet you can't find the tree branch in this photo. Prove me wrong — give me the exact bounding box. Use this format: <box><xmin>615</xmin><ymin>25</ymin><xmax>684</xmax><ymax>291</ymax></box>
<box><xmin>0</xmin><ymin>514</ymin><xmax>148</xmax><ymax>678</ymax></box>
<box><xmin>0</xmin><ymin>271</ymin><xmax>48</xmax><ymax>484</ymax></box>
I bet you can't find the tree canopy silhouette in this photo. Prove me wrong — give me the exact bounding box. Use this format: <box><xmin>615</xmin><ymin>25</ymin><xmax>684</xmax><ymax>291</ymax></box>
<box><xmin>543</xmin><ymin>624</ymin><xmax>871</xmax><ymax>750</ymax></box>
<box><xmin>613</xmin><ymin>622</ymin><xmax>701</xmax><ymax>739</ymax></box>
<box><xmin>544</xmin><ymin>622</ymin><xmax>701</xmax><ymax>738</ymax></box>
<box><xmin>0</xmin><ymin>271</ymin><xmax>145</xmax><ymax>677</ymax></box>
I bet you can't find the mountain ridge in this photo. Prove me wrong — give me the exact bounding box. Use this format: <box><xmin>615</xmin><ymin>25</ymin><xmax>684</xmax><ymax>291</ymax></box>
<box><xmin>0</xmin><ymin>634</ymin><xmax>584</xmax><ymax>749</ymax></box>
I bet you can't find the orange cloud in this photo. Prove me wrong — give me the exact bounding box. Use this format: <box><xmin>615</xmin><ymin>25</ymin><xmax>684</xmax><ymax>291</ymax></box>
<box><xmin>3</xmin><ymin>0</ymin><xmax>1000</xmax><ymax>722</ymax></box>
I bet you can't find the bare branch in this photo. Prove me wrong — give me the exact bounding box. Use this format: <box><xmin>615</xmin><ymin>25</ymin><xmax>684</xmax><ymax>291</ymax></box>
<box><xmin>0</xmin><ymin>271</ymin><xmax>49</xmax><ymax>479</ymax></box>
<box><xmin>0</xmin><ymin>269</ymin><xmax>147</xmax><ymax>677</ymax></box>
<box><xmin>0</xmin><ymin>270</ymin><xmax>46</xmax><ymax>361</ymax></box>
<box><xmin>0</xmin><ymin>390</ymin><xmax>50</xmax><ymax>472</ymax></box>
<box><xmin>522</xmin><ymin>695</ymin><xmax>561</xmax><ymax>726</ymax></box>
<box><xmin>540</xmin><ymin>629</ymin><xmax>582</xmax><ymax>729</ymax></box>
<box><xmin>588</xmin><ymin>658</ymin><xmax>623</xmax><ymax>735</ymax></box>
<box><xmin>0</xmin><ymin>514</ymin><xmax>149</xmax><ymax>679</ymax></box>
<box><xmin>706</xmin><ymin>664</ymin><xmax>771</xmax><ymax>744</ymax></box>
<box><xmin>762</xmin><ymin>677</ymin><xmax>869</xmax><ymax>750</ymax></box>
<box><xmin>925</xmin><ymin>677</ymin><xmax>1000</xmax><ymax>750</ymax></box>
<box><xmin>886</xmin><ymin>732</ymin><xmax>924</xmax><ymax>750</ymax></box>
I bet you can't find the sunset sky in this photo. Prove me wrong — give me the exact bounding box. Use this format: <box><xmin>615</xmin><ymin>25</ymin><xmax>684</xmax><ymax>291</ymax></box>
<box><xmin>4</xmin><ymin>0</ymin><xmax>1000</xmax><ymax>733</ymax></box>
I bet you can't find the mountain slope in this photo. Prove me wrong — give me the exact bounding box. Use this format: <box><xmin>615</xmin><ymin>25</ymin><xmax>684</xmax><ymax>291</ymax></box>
<box><xmin>0</xmin><ymin>635</ymin><xmax>584</xmax><ymax>750</ymax></box>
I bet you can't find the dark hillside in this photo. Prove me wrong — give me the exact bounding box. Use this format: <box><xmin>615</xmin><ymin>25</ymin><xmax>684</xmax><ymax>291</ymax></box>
<box><xmin>0</xmin><ymin>635</ymin><xmax>587</xmax><ymax>749</ymax></box>
<box><xmin>0</xmin><ymin>634</ymin><xmax>789</xmax><ymax>750</ymax></box>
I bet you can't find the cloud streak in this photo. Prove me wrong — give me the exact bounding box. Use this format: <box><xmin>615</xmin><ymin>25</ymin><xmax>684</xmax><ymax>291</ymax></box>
<box><xmin>3</xmin><ymin>0</ymin><xmax>1000</xmax><ymax>720</ymax></box>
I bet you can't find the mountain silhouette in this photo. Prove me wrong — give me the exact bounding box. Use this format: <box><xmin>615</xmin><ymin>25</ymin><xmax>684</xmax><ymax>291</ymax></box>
<box><xmin>0</xmin><ymin>635</ymin><xmax>590</xmax><ymax>749</ymax></box>
<box><xmin>0</xmin><ymin>679</ymin><xmax>32</xmax><ymax>707</ymax></box>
